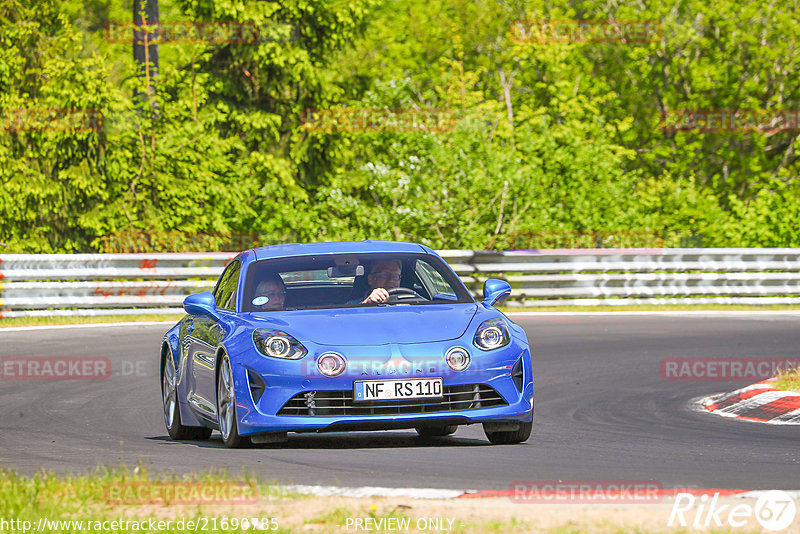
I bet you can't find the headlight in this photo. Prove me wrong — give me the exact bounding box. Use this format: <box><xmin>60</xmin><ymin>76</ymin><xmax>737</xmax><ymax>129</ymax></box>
<box><xmin>473</xmin><ymin>318</ymin><xmax>511</xmax><ymax>351</ymax></box>
<box><xmin>253</xmin><ymin>329</ymin><xmax>308</xmax><ymax>359</ymax></box>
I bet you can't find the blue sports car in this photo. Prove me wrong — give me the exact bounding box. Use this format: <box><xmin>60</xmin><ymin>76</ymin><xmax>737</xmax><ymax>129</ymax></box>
<box><xmin>160</xmin><ymin>241</ymin><xmax>534</xmax><ymax>447</ymax></box>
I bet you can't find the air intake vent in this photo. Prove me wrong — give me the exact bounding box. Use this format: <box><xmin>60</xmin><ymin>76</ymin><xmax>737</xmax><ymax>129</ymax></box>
<box><xmin>248</xmin><ymin>370</ymin><xmax>266</xmax><ymax>404</ymax></box>
<box><xmin>277</xmin><ymin>384</ymin><xmax>507</xmax><ymax>417</ymax></box>
<box><xmin>512</xmin><ymin>357</ymin><xmax>524</xmax><ymax>392</ymax></box>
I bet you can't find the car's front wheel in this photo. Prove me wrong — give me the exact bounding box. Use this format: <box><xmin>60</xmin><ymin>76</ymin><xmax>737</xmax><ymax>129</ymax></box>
<box><xmin>483</xmin><ymin>420</ymin><xmax>533</xmax><ymax>445</ymax></box>
<box><xmin>217</xmin><ymin>353</ymin><xmax>251</xmax><ymax>448</ymax></box>
<box><xmin>162</xmin><ymin>352</ymin><xmax>212</xmax><ymax>441</ymax></box>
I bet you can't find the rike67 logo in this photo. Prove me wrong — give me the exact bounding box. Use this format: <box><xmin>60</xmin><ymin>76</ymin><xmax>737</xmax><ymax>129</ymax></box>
<box><xmin>669</xmin><ymin>491</ymin><xmax>797</xmax><ymax>531</ymax></box>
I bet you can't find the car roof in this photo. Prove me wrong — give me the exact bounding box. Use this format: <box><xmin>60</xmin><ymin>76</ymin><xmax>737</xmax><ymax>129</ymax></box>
<box><xmin>250</xmin><ymin>240</ymin><xmax>432</xmax><ymax>261</ymax></box>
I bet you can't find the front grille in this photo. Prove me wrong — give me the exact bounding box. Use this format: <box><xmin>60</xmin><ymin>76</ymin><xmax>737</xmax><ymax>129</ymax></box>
<box><xmin>277</xmin><ymin>384</ymin><xmax>507</xmax><ymax>417</ymax></box>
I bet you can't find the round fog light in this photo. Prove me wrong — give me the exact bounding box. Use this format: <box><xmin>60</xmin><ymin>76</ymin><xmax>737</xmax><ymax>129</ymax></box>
<box><xmin>446</xmin><ymin>347</ymin><xmax>470</xmax><ymax>371</ymax></box>
<box><xmin>317</xmin><ymin>353</ymin><xmax>346</xmax><ymax>377</ymax></box>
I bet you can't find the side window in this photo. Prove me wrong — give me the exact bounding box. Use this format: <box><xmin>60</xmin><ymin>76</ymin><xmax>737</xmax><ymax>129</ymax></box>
<box><xmin>213</xmin><ymin>260</ymin><xmax>241</xmax><ymax>311</ymax></box>
<box><xmin>415</xmin><ymin>260</ymin><xmax>456</xmax><ymax>298</ymax></box>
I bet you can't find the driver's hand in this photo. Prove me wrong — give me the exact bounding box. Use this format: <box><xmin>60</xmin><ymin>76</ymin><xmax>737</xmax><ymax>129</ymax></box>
<box><xmin>363</xmin><ymin>288</ymin><xmax>389</xmax><ymax>304</ymax></box>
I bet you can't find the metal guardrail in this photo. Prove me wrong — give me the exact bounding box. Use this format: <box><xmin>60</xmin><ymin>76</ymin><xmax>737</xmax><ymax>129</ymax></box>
<box><xmin>2</xmin><ymin>249</ymin><xmax>800</xmax><ymax>317</ymax></box>
<box><xmin>0</xmin><ymin>254</ymin><xmax>232</xmax><ymax>317</ymax></box>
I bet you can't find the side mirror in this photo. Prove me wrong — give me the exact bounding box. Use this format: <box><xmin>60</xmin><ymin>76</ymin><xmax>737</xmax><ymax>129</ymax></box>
<box><xmin>482</xmin><ymin>279</ymin><xmax>511</xmax><ymax>307</ymax></box>
<box><xmin>184</xmin><ymin>292</ymin><xmax>217</xmax><ymax>316</ymax></box>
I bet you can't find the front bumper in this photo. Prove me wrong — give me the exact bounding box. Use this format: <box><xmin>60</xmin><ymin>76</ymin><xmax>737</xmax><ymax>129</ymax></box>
<box><xmin>231</xmin><ymin>342</ymin><xmax>534</xmax><ymax>436</ymax></box>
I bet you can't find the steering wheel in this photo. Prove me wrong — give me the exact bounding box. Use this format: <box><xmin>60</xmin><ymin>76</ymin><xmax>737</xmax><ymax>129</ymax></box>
<box><xmin>386</xmin><ymin>287</ymin><xmax>423</xmax><ymax>304</ymax></box>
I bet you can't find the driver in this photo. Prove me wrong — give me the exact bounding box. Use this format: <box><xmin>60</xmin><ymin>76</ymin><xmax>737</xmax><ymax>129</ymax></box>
<box><xmin>360</xmin><ymin>260</ymin><xmax>402</xmax><ymax>304</ymax></box>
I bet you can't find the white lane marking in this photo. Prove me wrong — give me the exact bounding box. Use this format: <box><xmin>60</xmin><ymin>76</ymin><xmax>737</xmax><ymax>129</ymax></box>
<box><xmin>702</xmin><ymin>382</ymin><xmax>779</xmax><ymax>408</ymax></box>
<box><xmin>0</xmin><ymin>321</ymin><xmax>175</xmax><ymax>332</ymax></box>
<box><xmin>713</xmin><ymin>390</ymin><xmax>795</xmax><ymax>416</ymax></box>
<box><xmin>699</xmin><ymin>389</ymin><xmax>800</xmax><ymax>425</ymax></box>
<box><xmin>772</xmin><ymin>407</ymin><xmax>800</xmax><ymax>424</ymax></box>
<box><xmin>703</xmin><ymin>410</ymin><xmax>800</xmax><ymax>424</ymax></box>
<box><xmin>507</xmin><ymin>311</ymin><xmax>800</xmax><ymax>317</ymax></box>
<box><xmin>284</xmin><ymin>485</ymin><xmax>800</xmax><ymax>500</ymax></box>
<box><xmin>738</xmin><ymin>490</ymin><xmax>800</xmax><ymax>499</ymax></box>
<box><xmin>283</xmin><ymin>485</ymin><xmax>468</xmax><ymax>499</ymax></box>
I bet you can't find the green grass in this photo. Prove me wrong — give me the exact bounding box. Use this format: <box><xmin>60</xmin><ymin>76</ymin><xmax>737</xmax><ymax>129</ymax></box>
<box><xmin>1</xmin><ymin>468</ymin><xmax>758</xmax><ymax>533</ymax></box>
<box><xmin>0</xmin><ymin>314</ymin><xmax>180</xmax><ymax>328</ymax></box>
<box><xmin>0</xmin><ymin>468</ymin><xmax>537</xmax><ymax>534</ymax></box>
<box><xmin>0</xmin><ymin>465</ymin><xmax>298</xmax><ymax>533</ymax></box>
<box><xmin>772</xmin><ymin>366</ymin><xmax>800</xmax><ymax>393</ymax></box>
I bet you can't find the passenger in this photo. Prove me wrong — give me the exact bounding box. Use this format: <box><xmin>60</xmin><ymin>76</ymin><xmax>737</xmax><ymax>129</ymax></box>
<box><xmin>252</xmin><ymin>274</ymin><xmax>286</xmax><ymax>311</ymax></box>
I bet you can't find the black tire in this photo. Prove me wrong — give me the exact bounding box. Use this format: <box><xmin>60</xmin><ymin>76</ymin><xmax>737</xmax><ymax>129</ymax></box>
<box><xmin>415</xmin><ymin>425</ymin><xmax>458</xmax><ymax>437</ymax></box>
<box><xmin>162</xmin><ymin>351</ymin><xmax>212</xmax><ymax>441</ymax></box>
<box><xmin>483</xmin><ymin>420</ymin><xmax>533</xmax><ymax>445</ymax></box>
<box><xmin>217</xmin><ymin>353</ymin><xmax>251</xmax><ymax>448</ymax></box>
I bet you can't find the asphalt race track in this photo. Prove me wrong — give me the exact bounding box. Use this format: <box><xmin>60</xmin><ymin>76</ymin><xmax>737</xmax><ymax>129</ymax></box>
<box><xmin>2</xmin><ymin>314</ymin><xmax>798</xmax><ymax>491</ymax></box>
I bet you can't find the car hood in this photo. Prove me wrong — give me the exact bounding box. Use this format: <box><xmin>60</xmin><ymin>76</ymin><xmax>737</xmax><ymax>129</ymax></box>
<box><xmin>247</xmin><ymin>304</ymin><xmax>479</xmax><ymax>345</ymax></box>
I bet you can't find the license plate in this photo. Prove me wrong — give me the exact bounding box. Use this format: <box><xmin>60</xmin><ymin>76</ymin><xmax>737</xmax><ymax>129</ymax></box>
<box><xmin>354</xmin><ymin>378</ymin><xmax>443</xmax><ymax>401</ymax></box>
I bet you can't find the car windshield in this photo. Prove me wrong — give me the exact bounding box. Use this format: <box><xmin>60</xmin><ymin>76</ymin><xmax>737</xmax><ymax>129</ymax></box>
<box><xmin>241</xmin><ymin>253</ymin><xmax>473</xmax><ymax>312</ymax></box>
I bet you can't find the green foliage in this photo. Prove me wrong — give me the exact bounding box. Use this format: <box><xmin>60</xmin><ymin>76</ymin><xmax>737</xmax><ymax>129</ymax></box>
<box><xmin>1</xmin><ymin>0</ymin><xmax>798</xmax><ymax>252</ymax></box>
<box><xmin>0</xmin><ymin>0</ymin><xmax>116</xmax><ymax>251</ymax></box>
<box><xmin>0</xmin><ymin>0</ymin><xmax>371</xmax><ymax>251</ymax></box>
